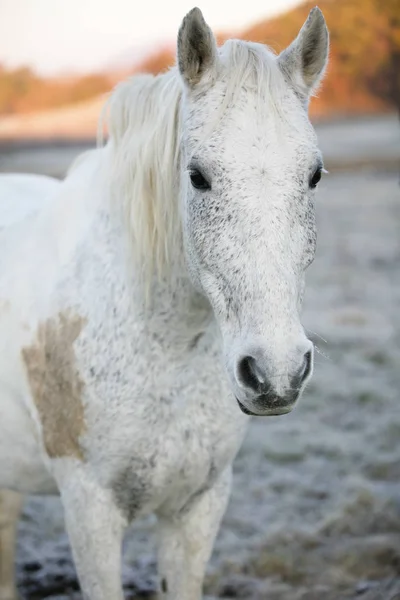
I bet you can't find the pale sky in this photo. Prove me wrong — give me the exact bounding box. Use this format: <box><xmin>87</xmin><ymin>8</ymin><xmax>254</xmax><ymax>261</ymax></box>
<box><xmin>0</xmin><ymin>0</ymin><xmax>301</xmax><ymax>75</ymax></box>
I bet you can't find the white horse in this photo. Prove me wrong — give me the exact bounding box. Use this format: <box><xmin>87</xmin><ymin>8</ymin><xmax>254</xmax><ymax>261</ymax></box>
<box><xmin>0</xmin><ymin>7</ymin><xmax>328</xmax><ymax>599</ymax></box>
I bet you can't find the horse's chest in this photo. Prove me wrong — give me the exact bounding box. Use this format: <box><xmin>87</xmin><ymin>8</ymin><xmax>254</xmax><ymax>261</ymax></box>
<box><xmin>107</xmin><ymin>377</ymin><xmax>246</xmax><ymax>521</ymax></box>
<box><xmin>77</xmin><ymin>304</ymin><xmax>247</xmax><ymax>520</ymax></box>
<box><xmin>155</xmin><ymin>362</ymin><xmax>245</xmax><ymax>514</ymax></box>
<box><xmin>161</xmin><ymin>411</ymin><xmax>236</xmax><ymax>511</ymax></box>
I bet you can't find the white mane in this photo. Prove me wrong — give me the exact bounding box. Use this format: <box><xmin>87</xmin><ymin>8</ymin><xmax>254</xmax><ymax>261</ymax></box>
<box><xmin>105</xmin><ymin>70</ymin><xmax>182</xmax><ymax>288</ymax></box>
<box><xmin>103</xmin><ymin>40</ymin><xmax>288</xmax><ymax>287</ymax></box>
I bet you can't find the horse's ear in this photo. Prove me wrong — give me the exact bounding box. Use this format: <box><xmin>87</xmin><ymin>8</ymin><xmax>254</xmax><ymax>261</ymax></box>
<box><xmin>177</xmin><ymin>7</ymin><xmax>217</xmax><ymax>89</ymax></box>
<box><xmin>278</xmin><ymin>7</ymin><xmax>329</xmax><ymax>99</ymax></box>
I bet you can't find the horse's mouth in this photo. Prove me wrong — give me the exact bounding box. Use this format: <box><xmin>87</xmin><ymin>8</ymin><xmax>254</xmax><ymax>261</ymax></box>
<box><xmin>236</xmin><ymin>398</ymin><xmax>294</xmax><ymax>417</ymax></box>
<box><xmin>236</xmin><ymin>398</ymin><xmax>257</xmax><ymax>416</ymax></box>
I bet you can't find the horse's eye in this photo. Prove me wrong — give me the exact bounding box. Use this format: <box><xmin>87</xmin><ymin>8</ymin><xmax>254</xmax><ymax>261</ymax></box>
<box><xmin>310</xmin><ymin>167</ymin><xmax>322</xmax><ymax>189</ymax></box>
<box><xmin>189</xmin><ymin>169</ymin><xmax>210</xmax><ymax>191</ymax></box>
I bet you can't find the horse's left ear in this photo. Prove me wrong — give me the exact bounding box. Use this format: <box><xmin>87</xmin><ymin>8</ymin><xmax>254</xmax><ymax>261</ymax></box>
<box><xmin>177</xmin><ymin>7</ymin><xmax>218</xmax><ymax>89</ymax></box>
<box><xmin>278</xmin><ymin>7</ymin><xmax>329</xmax><ymax>99</ymax></box>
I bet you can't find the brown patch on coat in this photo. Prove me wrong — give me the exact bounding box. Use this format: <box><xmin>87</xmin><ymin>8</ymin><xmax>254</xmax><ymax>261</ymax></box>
<box><xmin>21</xmin><ymin>311</ymin><xmax>87</xmax><ymax>460</ymax></box>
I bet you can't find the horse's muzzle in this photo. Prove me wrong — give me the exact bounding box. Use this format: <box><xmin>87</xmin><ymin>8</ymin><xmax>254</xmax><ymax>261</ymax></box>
<box><xmin>233</xmin><ymin>342</ymin><xmax>313</xmax><ymax>417</ymax></box>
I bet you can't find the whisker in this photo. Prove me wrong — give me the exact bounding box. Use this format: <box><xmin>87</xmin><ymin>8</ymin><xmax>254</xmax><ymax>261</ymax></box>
<box><xmin>306</xmin><ymin>328</ymin><xmax>328</xmax><ymax>344</ymax></box>
<box><xmin>314</xmin><ymin>344</ymin><xmax>331</xmax><ymax>361</ymax></box>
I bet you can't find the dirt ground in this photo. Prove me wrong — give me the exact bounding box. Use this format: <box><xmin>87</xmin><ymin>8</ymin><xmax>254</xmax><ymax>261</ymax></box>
<box><xmin>1</xmin><ymin>116</ymin><xmax>399</xmax><ymax>599</ymax></box>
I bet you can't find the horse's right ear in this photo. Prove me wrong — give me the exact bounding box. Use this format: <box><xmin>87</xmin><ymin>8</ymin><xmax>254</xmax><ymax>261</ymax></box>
<box><xmin>278</xmin><ymin>7</ymin><xmax>329</xmax><ymax>100</ymax></box>
<box><xmin>177</xmin><ymin>7</ymin><xmax>217</xmax><ymax>89</ymax></box>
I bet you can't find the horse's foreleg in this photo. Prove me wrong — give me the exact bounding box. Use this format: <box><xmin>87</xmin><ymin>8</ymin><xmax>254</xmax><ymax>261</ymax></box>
<box><xmin>57</xmin><ymin>467</ymin><xmax>127</xmax><ymax>600</ymax></box>
<box><xmin>157</xmin><ymin>467</ymin><xmax>232</xmax><ymax>600</ymax></box>
<box><xmin>0</xmin><ymin>490</ymin><xmax>23</xmax><ymax>600</ymax></box>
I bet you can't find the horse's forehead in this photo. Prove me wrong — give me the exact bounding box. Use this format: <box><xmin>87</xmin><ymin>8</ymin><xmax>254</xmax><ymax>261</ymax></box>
<box><xmin>191</xmin><ymin>121</ymin><xmax>316</xmax><ymax>174</ymax></box>
<box><xmin>187</xmin><ymin>87</ymin><xmax>316</xmax><ymax>161</ymax></box>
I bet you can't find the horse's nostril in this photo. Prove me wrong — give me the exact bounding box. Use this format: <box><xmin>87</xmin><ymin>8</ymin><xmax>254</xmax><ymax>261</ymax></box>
<box><xmin>237</xmin><ymin>355</ymin><xmax>265</xmax><ymax>393</ymax></box>
<box><xmin>237</xmin><ymin>347</ymin><xmax>312</xmax><ymax>397</ymax></box>
<box><xmin>300</xmin><ymin>350</ymin><xmax>312</xmax><ymax>383</ymax></box>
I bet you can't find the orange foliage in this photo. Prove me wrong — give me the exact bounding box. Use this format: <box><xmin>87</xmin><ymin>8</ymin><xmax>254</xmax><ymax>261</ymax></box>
<box><xmin>0</xmin><ymin>67</ymin><xmax>112</xmax><ymax>116</ymax></box>
<box><xmin>135</xmin><ymin>44</ymin><xmax>175</xmax><ymax>75</ymax></box>
<box><xmin>0</xmin><ymin>0</ymin><xmax>398</xmax><ymax>118</ymax></box>
<box><xmin>241</xmin><ymin>0</ymin><xmax>400</xmax><ymax>116</ymax></box>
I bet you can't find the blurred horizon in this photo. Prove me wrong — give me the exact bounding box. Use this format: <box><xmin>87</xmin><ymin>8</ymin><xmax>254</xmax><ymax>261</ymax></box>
<box><xmin>0</xmin><ymin>0</ymin><xmax>301</xmax><ymax>76</ymax></box>
<box><xmin>0</xmin><ymin>0</ymin><xmax>398</xmax><ymax>139</ymax></box>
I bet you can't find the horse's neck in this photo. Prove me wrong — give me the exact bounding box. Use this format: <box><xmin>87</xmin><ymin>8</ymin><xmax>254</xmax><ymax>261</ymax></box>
<box><xmin>61</xmin><ymin>147</ymin><xmax>215</xmax><ymax>352</ymax></box>
<box><xmin>142</xmin><ymin>276</ymin><xmax>215</xmax><ymax>350</ymax></box>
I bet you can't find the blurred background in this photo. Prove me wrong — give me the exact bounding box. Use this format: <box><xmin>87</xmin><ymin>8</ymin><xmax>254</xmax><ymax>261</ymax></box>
<box><xmin>1</xmin><ymin>0</ymin><xmax>399</xmax><ymax>598</ymax></box>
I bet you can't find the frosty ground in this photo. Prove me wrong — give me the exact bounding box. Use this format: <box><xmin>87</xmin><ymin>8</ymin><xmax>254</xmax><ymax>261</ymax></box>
<box><xmin>1</xmin><ymin>116</ymin><xmax>399</xmax><ymax>599</ymax></box>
